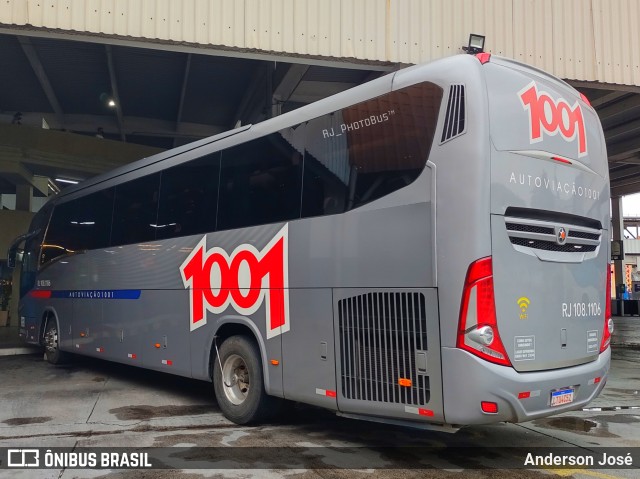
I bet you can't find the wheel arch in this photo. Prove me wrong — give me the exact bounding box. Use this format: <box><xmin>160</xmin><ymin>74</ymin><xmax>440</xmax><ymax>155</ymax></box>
<box><xmin>207</xmin><ymin>316</ymin><xmax>275</xmax><ymax>395</ymax></box>
<box><xmin>39</xmin><ymin>308</ymin><xmax>59</xmax><ymax>346</ymax></box>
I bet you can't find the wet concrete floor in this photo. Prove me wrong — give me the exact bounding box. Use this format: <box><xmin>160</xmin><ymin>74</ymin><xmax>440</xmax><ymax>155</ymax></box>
<box><xmin>0</xmin><ymin>347</ymin><xmax>638</xmax><ymax>478</ymax></box>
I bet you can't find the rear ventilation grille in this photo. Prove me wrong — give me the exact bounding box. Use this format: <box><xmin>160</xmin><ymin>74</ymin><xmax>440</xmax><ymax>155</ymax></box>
<box><xmin>441</xmin><ymin>84</ymin><xmax>466</xmax><ymax>143</ymax></box>
<box><xmin>509</xmin><ymin>237</ymin><xmax>598</xmax><ymax>253</ymax></box>
<box><xmin>506</xmin><ymin>217</ymin><xmax>601</xmax><ymax>254</ymax></box>
<box><xmin>505</xmin><ymin>223</ymin><xmax>554</xmax><ymax>235</ymax></box>
<box><xmin>338</xmin><ymin>292</ymin><xmax>429</xmax><ymax>405</ymax></box>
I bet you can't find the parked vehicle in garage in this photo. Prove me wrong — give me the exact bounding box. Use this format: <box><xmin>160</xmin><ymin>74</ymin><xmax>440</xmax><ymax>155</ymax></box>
<box><xmin>8</xmin><ymin>53</ymin><xmax>611</xmax><ymax>430</ymax></box>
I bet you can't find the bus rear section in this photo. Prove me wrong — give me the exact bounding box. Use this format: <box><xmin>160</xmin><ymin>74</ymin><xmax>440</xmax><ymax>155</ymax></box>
<box><xmin>442</xmin><ymin>56</ymin><xmax>611</xmax><ymax>425</ymax></box>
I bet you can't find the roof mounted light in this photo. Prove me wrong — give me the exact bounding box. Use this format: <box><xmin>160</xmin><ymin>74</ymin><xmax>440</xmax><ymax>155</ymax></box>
<box><xmin>462</xmin><ymin>34</ymin><xmax>485</xmax><ymax>54</ymax></box>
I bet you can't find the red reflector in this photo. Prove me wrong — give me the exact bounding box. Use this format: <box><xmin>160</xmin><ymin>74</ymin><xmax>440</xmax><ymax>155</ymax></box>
<box><xmin>518</xmin><ymin>391</ymin><xmax>531</xmax><ymax>399</ymax></box>
<box><xmin>594</xmin><ymin>377</ymin><xmax>601</xmax><ymax>384</ymax></box>
<box><xmin>29</xmin><ymin>290</ymin><xmax>52</xmax><ymax>299</ymax></box>
<box><xmin>481</xmin><ymin>401</ymin><xmax>499</xmax><ymax>414</ymax></box>
<box><xmin>551</xmin><ymin>156</ymin><xmax>572</xmax><ymax>165</ymax></box>
<box><xmin>580</xmin><ymin>92</ymin><xmax>591</xmax><ymax>107</ymax></box>
<box><xmin>326</xmin><ymin>390</ymin><xmax>337</xmax><ymax>398</ymax></box>
<box><xmin>476</xmin><ymin>52</ymin><xmax>491</xmax><ymax>64</ymax></box>
<box><xmin>601</xmin><ymin>265</ymin><xmax>612</xmax><ymax>353</ymax></box>
<box><xmin>418</xmin><ymin>408</ymin><xmax>434</xmax><ymax>417</ymax></box>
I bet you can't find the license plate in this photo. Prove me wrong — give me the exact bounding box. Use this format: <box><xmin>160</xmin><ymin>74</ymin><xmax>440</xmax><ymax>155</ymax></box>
<box><xmin>550</xmin><ymin>388</ymin><xmax>575</xmax><ymax>407</ymax></box>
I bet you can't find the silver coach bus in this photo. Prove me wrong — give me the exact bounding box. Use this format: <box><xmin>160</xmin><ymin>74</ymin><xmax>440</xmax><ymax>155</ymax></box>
<box><xmin>9</xmin><ymin>53</ymin><xmax>612</xmax><ymax>430</ymax></box>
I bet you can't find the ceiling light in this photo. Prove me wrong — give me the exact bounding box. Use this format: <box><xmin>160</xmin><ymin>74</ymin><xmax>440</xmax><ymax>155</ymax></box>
<box><xmin>55</xmin><ymin>178</ymin><xmax>79</xmax><ymax>185</ymax></box>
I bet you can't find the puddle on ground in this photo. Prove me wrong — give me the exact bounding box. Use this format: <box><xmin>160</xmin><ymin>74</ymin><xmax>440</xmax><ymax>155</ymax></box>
<box><xmin>109</xmin><ymin>405</ymin><xmax>213</xmax><ymax>421</ymax></box>
<box><xmin>3</xmin><ymin>416</ymin><xmax>52</xmax><ymax>426</ymax></box>
<box><xmin>605</xmin><ymin>387</ymin><xmax>639</xmax><ymax>396</ymax></box>
<box><xmin>532</xmin><ymin>416</ymin><xmax>617</xmax><ymax>437</ymax></box>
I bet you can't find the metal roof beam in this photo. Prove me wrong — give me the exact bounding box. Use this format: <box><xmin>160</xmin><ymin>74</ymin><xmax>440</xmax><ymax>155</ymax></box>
<box><xmin>610</xmin><ymin>166</ymin><xmax>640</xmax><ymax>182</ymax></box>
<box><xmin>597</xmin><ymin>94</ymin><xmax>640</xmax><ymax>122</ymax></box>
<box><xmin>273</xmin><ymin>63</ymin><xmax>309</xmax><ymax>104</ymax></box>
<box><xmin>231</xmin><ymin>64</ymin><xmax>266</xmax><ymax>128</ymax></box>
<box><xmin>608</xmin><ymin>137</ymin><xmax>640</xmax><ymax>160</ymax></box>
<box><xmin>611</xmin><ymin>180</ymin><xmax>640</xmax><ymax>197</ymax></box>
<box><xmin>591</xmin><ymin>91</ymin><xmax>628</xmax><ymax>108</ymax></box>
<box><xmin>568</xmin><ymin>80</ymin><xmax>640</xmax><ymax>94</ymax></box>
<box><xmin>105</xmin><ymin>45</ymin><xmax>126</xmax><ymax>142</ymax></box>
<box><xmin>605</xmin><ymin>118</ymin><xmax>640</xmax><ymax>143</ymax></box>
<box><xmin>17</xmin><ymin>36</ymin><xmax>65</xmax><ymax>129</ymax></box>
<box><xmin>0</xmin><ymin>112</ymin><xmax>225</xmax><ymax>140</ymax></box>
<box><xmin>174</xmin><ymin>53</ymin><xmax>192</xmax><ymax>147</ymax></box>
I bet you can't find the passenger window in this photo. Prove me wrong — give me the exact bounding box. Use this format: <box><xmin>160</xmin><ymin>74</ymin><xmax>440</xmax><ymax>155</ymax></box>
<box><xmin>42</xmin><ymin>188</ymin><xmax>115</xmax><ymax>264</ymax></box>
<box><xmin>301</xmin><ymin>82</ymin><xmax>443</xmax><ymax>216</ymax></box>
<box><xmin>156</xmin><ymin>153</ymin><xmax>221</xmax><ymax>239</ymax></box>
<box><xmin>111</xmin><ymin>173</ymin><xmax>161</xmax><ymax>246</ymax></box>
<box><xmin>217</xmin><ymin>129</ymin><xmax>304</xmax><ymax>230</ymax></box>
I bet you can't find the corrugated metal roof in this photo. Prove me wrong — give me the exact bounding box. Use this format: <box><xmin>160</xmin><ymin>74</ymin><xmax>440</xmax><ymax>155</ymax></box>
<box><xmin>2</xmin><ymin>0</ymin><xmax>639</xmax><ymax>86</ymax></box>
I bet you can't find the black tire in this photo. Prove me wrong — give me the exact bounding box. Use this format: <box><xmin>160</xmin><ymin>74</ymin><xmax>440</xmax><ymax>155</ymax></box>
<box><xmin>213</xmin><ymin>335</ymin><xmax>282</xmax><ymax>425</ymax></box>
<box><xmin>43</xmin><ymin>318</ymin><xmax>69</xmax><ymax>365</ymax></box>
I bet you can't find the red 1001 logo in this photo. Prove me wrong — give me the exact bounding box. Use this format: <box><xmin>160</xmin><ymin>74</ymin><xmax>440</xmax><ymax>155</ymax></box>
<box><xmin>519</xmin><ymin>81</ymin><xmax>587</xmax><ymax>158</ymax></box>
<box><xmin>180</xmin><ymin>224</ymin><xmax>289</xmax><ymax>338</ymax></box>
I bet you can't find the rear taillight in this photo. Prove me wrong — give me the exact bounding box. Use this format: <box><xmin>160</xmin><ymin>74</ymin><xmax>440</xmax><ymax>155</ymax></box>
<box><xmin>457</xmin><ymin>257</ymin><xmax>511</xmax><ymax>367</ymax></box>
<box><xmin>601</xmin><ymin>265</ymin><xmax>613</xmax><ymax>353</ymax></box>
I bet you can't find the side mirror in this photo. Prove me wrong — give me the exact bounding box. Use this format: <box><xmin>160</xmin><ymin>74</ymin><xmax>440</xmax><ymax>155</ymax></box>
<box><xmin>7</xmin><ymin>248</ymin><xmax>23</xmax><ymax>269</ymax></box>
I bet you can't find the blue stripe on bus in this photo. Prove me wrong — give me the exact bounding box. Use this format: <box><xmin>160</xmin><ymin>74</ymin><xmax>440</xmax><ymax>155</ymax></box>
<box><xmin>50</xmin><ymin>290</ymin><xmax>142</xmax><ymax>300</ymax></box>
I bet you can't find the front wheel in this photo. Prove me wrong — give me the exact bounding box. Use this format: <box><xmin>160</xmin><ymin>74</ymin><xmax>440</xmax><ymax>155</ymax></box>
<box><xmin>213</xmin><ymin>335</ymin><xmax>282</xmax><ymax>425</ymax></box>
<box><xmin>44</xmin><ymin>318</ymin><xmax>68</xmax><ymax>365</ymax></box>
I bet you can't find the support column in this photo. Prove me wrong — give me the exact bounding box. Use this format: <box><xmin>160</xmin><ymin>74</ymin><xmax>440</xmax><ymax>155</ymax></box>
<box><xmin>611</xmin><ymin>196</ymin><xmax>624</xmax><ymax>299</ymax></box>
<box><xmin>15</xmin><ymin>184</ymin><xmax>32</xmax><ymax>212</ymax></box>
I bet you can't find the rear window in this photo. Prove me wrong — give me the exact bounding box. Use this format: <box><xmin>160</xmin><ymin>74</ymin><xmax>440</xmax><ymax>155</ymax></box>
<box><xmin>485</xmin><ymin>64</ymin><xmax>606</xmax><ymax>177</ymax></box>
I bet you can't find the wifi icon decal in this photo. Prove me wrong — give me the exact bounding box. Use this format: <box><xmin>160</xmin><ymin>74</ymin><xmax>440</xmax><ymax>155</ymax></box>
<box><xmin>517</xmin><ymin>297</ymin><xmax>531</xmax><ymax>320</ymax></box>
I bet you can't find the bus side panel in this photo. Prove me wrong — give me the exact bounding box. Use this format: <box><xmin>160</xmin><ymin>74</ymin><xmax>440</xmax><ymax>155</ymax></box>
<box><xmin>333</xmin><ymin>288</ymin><xmax>443</xmax><ymax>423</ymax></box>
<box><xmin>282</xmin><ymin>288</ymin><xmax>337</xmax><ymax>410</ymax></box>
<box><xmin>289</xmin><ymin>170</ymin><xmax>434</xmax><ymax>289</ymax></box>
<box><xmin>136</xmin><ymin>291</ymin><xmax>190</xmax><ymax>376</ymax></box>
<box><xmin>72</xmin><ymin>297</ymin><xmax>101</xmax><ymax>356</ymax></box>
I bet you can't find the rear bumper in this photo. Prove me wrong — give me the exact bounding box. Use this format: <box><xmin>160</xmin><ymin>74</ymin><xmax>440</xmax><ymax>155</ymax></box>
<box><xmin>441</xmin><ymin>346</ymin><xmax>610</xmax><ymax>425</ymax></box>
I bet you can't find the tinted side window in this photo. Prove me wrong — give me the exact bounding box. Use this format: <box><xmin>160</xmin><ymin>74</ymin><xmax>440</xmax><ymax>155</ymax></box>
<box><xmin>42</xmin><ymin>189</ymin><xmax>115</xmax><ymax>264</ymax></box>
<box><xmin>111</xmin><ymin>174</ymin><xmax>160</xmax><ymax>246</ymax></box>
<box><xmin>302</xmin><ymin>82</ymin><xmax>443</xmax><ymax>216</ymax></box>
<box><xmin>156</xmin><ymin>153</ymin><xmax>221</xmax><ymax>239</ymax></box>
<box><xmin>217</xmin><ymin>129</ymin><xmax>304</xmax><ymax>230</ymax></box>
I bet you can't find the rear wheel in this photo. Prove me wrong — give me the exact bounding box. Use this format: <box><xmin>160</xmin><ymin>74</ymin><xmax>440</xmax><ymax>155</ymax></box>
<box><xmin>44</xmin><ymin>318</ymin><xmax>68</xmax><ymax>365</ymax></box>
<box><xmin>213</xmin><ymin>335</ymin><xmax>282</xmax><ymax>425</ymax></box>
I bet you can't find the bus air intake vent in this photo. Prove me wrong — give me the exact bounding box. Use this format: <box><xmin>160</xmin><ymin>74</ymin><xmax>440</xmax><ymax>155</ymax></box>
<box><xmin>440</xmin><ymin>84</ymin><xmax>466</xmax><ymax>143</ymax></box>
<box><xmin>505</xmin><ymin>217</ymin><xmax>601</xmax><ymax>254</ymax></box>
<box><xmin>338</xmin><ymin>292</ymin><xmax>429</xmax><ymax>405</ymax></box>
